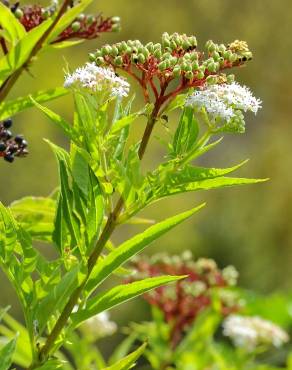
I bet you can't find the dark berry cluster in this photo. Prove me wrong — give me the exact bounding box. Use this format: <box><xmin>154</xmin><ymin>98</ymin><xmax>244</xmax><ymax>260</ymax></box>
<box><xmin>0</xmin><ymin>118</ymin><xmax>28</xmax><ymax>163</ymax></box>
<box><xmin>2</xmin><ymin>1</ymin><xmax>120</xmax><ymax>42</ymax></box>
<box><xmin>89</xmin><ymin>33</ymin><xmax>252</xmax><ymax>103</ymax></box>
<box><xmin>131</xmin><ymin>252</ymin><xmax>239</xmax><ymax>346</ymax></box>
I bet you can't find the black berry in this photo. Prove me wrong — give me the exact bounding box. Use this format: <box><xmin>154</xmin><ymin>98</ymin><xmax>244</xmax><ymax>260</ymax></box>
<box><xmin>20</xmin><ymin>139</ymin><xmax>28</xmax><ymax>148</ymax></box>
<box><xmin>3</xmin><ymin>118</ymin><xmax>12</xmax><ymax>128</ymax></box>
<box><xmin>0</xmin><ymin>142</ymin><xmax>6</xmax><ymax>152</ymax></box>
<box><xmin>4</xmin><ymin>153</ymin><xmax>14</xmax><ymax>163</ymax></box>
<box><xmin>14</xmin><ymin>135</ymin><xmax>23</xmax><ymax>144</ymax></box>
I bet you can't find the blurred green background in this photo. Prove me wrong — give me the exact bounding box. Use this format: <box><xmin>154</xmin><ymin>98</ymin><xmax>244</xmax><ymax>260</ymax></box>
<box><xmin>1</xmin><ymin>0</ymin><xmax>292</xmax><ymax>348</ymax></box>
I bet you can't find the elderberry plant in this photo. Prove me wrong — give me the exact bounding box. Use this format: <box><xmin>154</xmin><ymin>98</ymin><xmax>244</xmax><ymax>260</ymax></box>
<box><xmin>0</xmin><ymin>29</ymin><xmax>266</xmax><ymax>369</ymax></box>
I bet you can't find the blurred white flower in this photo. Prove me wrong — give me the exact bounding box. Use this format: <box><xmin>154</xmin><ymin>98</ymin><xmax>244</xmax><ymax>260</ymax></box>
<box><xmin>80</xmin><ymin>311</ymin><xmax>117</xmax><ymax>339</ymax></box>
<box><xmin>64</xmin><ymin>63</ymin><xmax>130</xmax><ymax>98</ymax></box>
<box><xmin>223</xmin><ymin>314</ymin><xmax>289</xmax><ymax>351</ymax></box>
<box><xmin>186</xmin><ymin>82</ymin><xmax>261</xmax><ymax>123</ymax></box>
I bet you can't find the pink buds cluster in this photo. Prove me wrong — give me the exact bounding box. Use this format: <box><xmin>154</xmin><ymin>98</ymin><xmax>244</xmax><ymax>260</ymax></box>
<box><xmin>89</xmin><ymin>33</ymin><xmax>252</xmax><ymax>103</ymax></box>
<box><xmin>4</xmin><ymin>1</ymin><xmax>120</xmax><ymax>42</ymax></box>
<box><xmin>131</xmin><ymin>251</ymin><xmax>239</xmax><ymax>346</ymax></box>
<box><xmin>0</xmin><ymin>118</ymin><xmax>28</xmax><ymax>163</ymax></box>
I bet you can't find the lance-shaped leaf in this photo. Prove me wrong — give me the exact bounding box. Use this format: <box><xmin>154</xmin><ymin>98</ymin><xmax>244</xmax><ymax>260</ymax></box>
<box><xmin>85</xmin><ymin>204</ymin><xmax>205</xmax><ymax>294</ymax></box>
<box><xmin>0</xmin><ymin>19</ymin><xmax>53</xmax><ymax>85</ymax></box>
<box><xmin>73</xmin><ymin>276</ymin><xmax>185</xmax><ymax>326</ymax></box>
<box><xmin>0</xmin><ymin>336</ymin><xmax>17</xmax><ymax>370</ymax></box>
<box><xmin>104</xmin><ymin>343</ymin><xmax>147</xmax><ymax>370</ymax></box>
<box><xmin>0</xmin><ymin>3</ymin><xmax>26</xmax><ymax>45</ymax></box>
<box><xmin>0</xmin><ymin>87</ymin><xmax>68</xmax><ymax>120</ymax></box>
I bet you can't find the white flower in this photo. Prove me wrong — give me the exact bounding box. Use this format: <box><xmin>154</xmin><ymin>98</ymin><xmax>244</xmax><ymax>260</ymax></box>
<box><xmin>80</xmin><ymin>311</ymin><xmax>117</xmax><ymax>339</ymax></box>
<box><xmin>186</xmin><ymin>82</ymin><xmax>262</xmax><ymax>123</ymax></box>
<box><xmin>223</xmin><ymin>314</ymin><xmax>289</xmax><ymax>351</ymax></box>
<box><xmin>64</xmin><ymin>63</ymin><xmax>130</xmax><ymax>98</ymax></box>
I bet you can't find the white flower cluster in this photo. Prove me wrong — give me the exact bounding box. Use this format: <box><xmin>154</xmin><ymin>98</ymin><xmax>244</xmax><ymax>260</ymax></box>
<box><xmin>186</xmin><ymin>82</ymin><xmax>262</xmax><ymax>123</ymax></box>
<box><xmin>223</xmin><ymin>314</ymin><xmax>289</xmax><ymax>351</ymax></box>
<box><xmin>81</xmin><ymin>311</ymin><xmax>117</xmax><ymax>339</ymax></box>
<box><xmin>64</xmin><ymin>63</ymin><xmax>130</xmax><ymax>98</ymax></box>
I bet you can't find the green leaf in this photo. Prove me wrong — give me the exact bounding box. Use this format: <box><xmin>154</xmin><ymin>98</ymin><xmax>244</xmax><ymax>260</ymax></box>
<box><xmin>0</xmin><ymin>336</ymin><xmax>17</xmax><ymax>370</ymax></box>
<box><xmin>32</xmin><ymin>99</ymin><xmax>78</xmax><ymax>142</ymax></box>
<box><xmin>73</xmin><ymin>276</ymin><xmax>185</xmax><ymax>325</ymax></box>
<box><xmin>0</xmin><ymin>87</ymin><xmax>69</xmax><ymax>120</ymax></box>
<box><xmin>173</xmin><ymin>106</ymin><xmax>199</xmax><ymax>155</ymax></box>
<box><xmin>110</xmin><ymin>112</ymin><xmax>139</xmax><ymax>135</ymax></box>
<box><xmin>34</xmin><ymin>359</ymin><xmax>64</xmax><ymax>370</ymax></box>
<box><xmin>104</xmin><ymin>343</ymin><xmax>147</xmax><ymax>370</ymax></box>
<box><xmin>0</xmin><ymin>19</ymin><xmax>53</xmax><ymax>85</ymax></box>
<box><xmin>0</xmin><ymin>3</ymin><xmax>26</xmax><ymax>45</ymax></box>
<box><xmin>10</xmin><ymin>196</ymin><xmax>56</xmax><ymax>242</ymax></box>
<box><xmin>46</xmin><ymin>0</ymin><xmax>93</xmax><ymax>43</ymax></box>
<box><xmin>85</xmin><ymin>204</ymin><xmax>205</xmax><ymax>294</ymax></box>
<box><xmin>158</xmin><ymin>176</ymin><xmax>268</xmax><ymax>198</ymax></box>
<box><xmin>163</xmin><ymin>93</ymin><xmax>187</xmax><ymax>114</ymax></box>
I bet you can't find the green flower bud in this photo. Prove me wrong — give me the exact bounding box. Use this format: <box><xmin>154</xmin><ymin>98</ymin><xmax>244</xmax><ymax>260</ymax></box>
<box><xmin>192</xmin><ymin>61</ymin><xmax>199</xmax><ymax>70</ymax></box>
<box><xmin>14</xmin><ymin>8</ymin><xmax>24</xmax><ymax>19</ymax></box>
<box><xmin>170</xmin><ymin>40</ymin><xmax>177</xmax><ymax>50</ymax></box>
<box><xmin>182</xmin><ymin>39</ymin><xmax>191</xmax><ymax>50</ymax></box>
<box><xmin>138</xmin><ymin>53</ymin><xmax>146</xmax><ymax>63</ymax></box>
<box><xmin>227</xmin><ymin>74</ymin><xmax>235</xmax><ymax>83</ymax></box>
<box><xmin>218</xmin><ymin>44</ymin><xmax>226</xmax><ymax>53</ymax></box>
<box><xmin>230</xmin><ymin>53</ymin><xmax>238</xmax><ymax>63</ymax></box>
<box><xmin>185</xmin><ymin>71</ymin><xmax>194</xmax><ymax>80</ymax></box>
<box><xmin>125</xmin><ymin>47</ymin><xmax>132</xmax><ymax>55</ymax></box>
<box><xmin>146</xmin><ymin>42</ymin><xmax>154</xmax><ymax>53</ymax></box>
<box><xmin>101</xmin><ymin>45</ymin><xmax>112</xmax><ymax>56</ymax></box>
<box><xmin>181</xmin><ymin>62</ymin><xmax>191</xmax><ymax>72</ymax></box>
<box><xmin>172</xmin><ymin>65</ymin><xmax>181</xmax><ymax>77</ymax></box>
<box><xmin>86</xmin><ymin>15</ymin><xmax>95</xmax><ymax>25</ymax></box>
<box><xmin>114</xmin><ymin>56</ymin><xmax>123</xmax><ymax>66</ymax></box>
<box><xmin>207</xmin><ymin>62</ymin><xmax>216</xmax><ymax>72</ymax></box>
<box><xmin>110</xmin><ymin>46</ymin><xmax>119</xmax><ymax>56</ymax></box>
<box><xmin>190</xmin><ymin>36</ymin><xmax>197</xmax><ymax>47</ymax></box>
<box><xmin>131</xmin><ymin>54</ymin><xmax>139</xmax><ymax>63</ymax></box>
<box><xmin>154</xmin><ymin>49</ymin><xmax>162</xmax><ymax>58</ymax></box>
<box><xmin>212</xmin><ymin>51</ymin><xmax>220</xmax><ymax>61</ymax></box>
<box><xmin>88</xmin><ymin>53</ymin><xmax>96</xmax><ymax>62</ymax></box>
<box><xmin>111</xmin><ymin>24</ymin><xmax>121</xmax><ymax>32</ymax></box>
<box><xmin>77</xmin><ymin>13</ymin><xmax>85</xmax><ymax>21</ymax></box>
<box><xmin>162</xmin><ymin>52</ymin><xmax>171</xmax><ymax>60</ymax></box>
<box><xmin>190</xmin><ymin>52</ymin><xmax>198</xmax><ymax>61</ymax></box>
<box><xmin>196</xmin><ymin>70</ymin><xmax>205</xmax><ymax>79</ymax></box>
<box><xmin>169</xmin><ymin>56</ymin><xmax>178</xmax><ymax>66</ymax></box>
<box><xmin>158</xmin><ymin>61</ymin><xmax>167</xmax><ymax>71</ymax></box>
<box><xmin>95</xmin><ymin>57</ymin><xmax>105</xmax><ymax>66</ymax></box>
<box><xmin>223</xmin><ymin>50</ymin><xmax>233</xmax><ymax>60</ymax></box>
<box><xmin>206</xmin><ymin>41</ymin><xmax>216</xmax><ymax>52</ymax></box>
<box><xmin>206</xmin><ymin>75</ymin><xmax>218</xmax><ymax>85</ymax></box>
<box><xmin>121</xmin><ymin>41</ymin><xmax>128</xmax><ymax>52</ymax></box>
<box><xmin>41</xmin><ymin>9</ymin><xmax>50</xmax><ymax>19</ymax></box>
<box><xmin>71</xmin><ymin>21</ymin><xmax>81</xmax><ymax>32</ymax></box>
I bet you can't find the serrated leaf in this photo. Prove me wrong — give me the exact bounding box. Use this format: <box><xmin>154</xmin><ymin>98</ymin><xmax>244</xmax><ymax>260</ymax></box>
<box><xmin>0</xmin><ymin>3</ymin><xmax>26</xmax><ymax>45</ymax></box>
<box><xmin>0</xmin><ymin>87</ymin><xmax>68</xmax><ymax>120</ymax></box>
<box><xmin>0</xmin><ymin>336</ymin><xmax>17</xmax><ymax>370</ymax></box>
<box><xmin>74</xmin><ymin>276</ymin><xmax>185</xmax><ymax>326</ymax></box>
<box><xmin>85</xmin><ymin>204</ymin><xmax>205</xmax><ymax>294</ymax></box>
<box><xmin>32</xmin><ymin>99</ymin><xmax>78</xmax><ymax>142</ymax></box>
<box><xmin>104</xmin><ymin>343</ymin><xmax>146</xmax><ymax>370</ymax></box>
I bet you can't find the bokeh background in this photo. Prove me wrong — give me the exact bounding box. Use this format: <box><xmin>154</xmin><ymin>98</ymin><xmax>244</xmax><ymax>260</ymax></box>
<box><xmin>1</xmin><ymin>0</ymin><xmax>292</xmax><ymax>356</ymax></box>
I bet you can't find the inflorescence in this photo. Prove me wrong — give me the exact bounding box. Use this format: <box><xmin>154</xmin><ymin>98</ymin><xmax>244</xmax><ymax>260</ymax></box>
<box><xmin>89</xmin><ymin>33</ymin><xmax>253</xmax><ymax>104</ymax></box>
<box><xmin>0</xmin><ymin>118</ymin><xmax>28</xmax><ymax>163</ymax></box>
<box><xmin>3</xmin><ymin>1</ymin><xmax>120</xmax><ymax>43</ymax></box>
<box><xmin>223</xmin><ymin>314</ymin><xmax>289</xmax><ymax>351</ymax></box>
<box><xmin>64</xmin><ymin>63</ymin><xmax>130</xmax><ymax>98</ymax></box>
<box><xmin>131</xmin><ymin>251</ymin><xmax>239</xmax><ymax>346</ymax></box>
<box><xmin>186</xmin><ymin>82</ymin><xmax>262</xmax><ymax>133</ymax></box>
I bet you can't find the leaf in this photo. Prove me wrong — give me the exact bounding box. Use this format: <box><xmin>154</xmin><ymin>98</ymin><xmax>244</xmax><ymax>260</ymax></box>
<box><xmin>0</xmin><ymin>336</ymin><xmax>17</xmax><ymax>370</ymax></box>
<box><xmin>85</xmin><ymin>204</ymin><xmax>205</xmax><ymax>294</ymax></box>
<box><xmin>0</xmin><ymin>87</ymin><xmax>69</xmax><ymax>120</ymax></box>
<box><xmin>32</xmin><ymin>99</ymin><xmax>78</xmax><ymax>142</ymax></box>
<box><xmin>104</xmin><ymin>343</ymin><xmax>147</xmax><ymax>370</ymax></box>
<box><xmin>163</xmin><ymin>93</ymin><xmax>187</xmax><ymax>113</ymax></box>
<box><xmin>110</xmin><ymin>112</ymin><xmax>139</xmax><ymax>135</ymax></box>
<box><xmin>158</xmin><ymin>176</ymin><xmax>268</xmax><ymax>199</ymax></box>
<box><xmin>173</xmin><ymin>106</ymin><xmax>199</xmax><ymax>155</ymax></box>
<box><xmin>10</xmin><ymin>196</ymin><xmax>56</xmax><ymax>242</ymax></box>
<box><xmin>0</xmin><ymin>19</ymin><xmax>53</xmax><ymax>85</ymax></box>
<box><xmin>46</xmin><ymin>0</ymin><xmax>93</xmax><ymax>43</ymax></box>
<box><xmin>73</xmin><ymin>276</ymin><xmax>185</xmax><ymax>325</ymax></box>
<box><xmin>34</xmin><ymin>360</ymin><xmax>64</xmax><ymax>370</ymax></box>
<box><xmin>0</xmin><ymin>3</ymin><xmax>26</xmax><ymax>45</ymax></box>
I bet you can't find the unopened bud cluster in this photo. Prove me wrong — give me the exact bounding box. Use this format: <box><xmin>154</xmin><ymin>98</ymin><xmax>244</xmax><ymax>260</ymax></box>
<box><xmin>131</xmin><ymin>251</ymin><xmax>239</xmax><ymax>346</ymax></box>
<box><xmin>4</xmin><ymin>1</ymin><xmax>120</xmax><ymax>43</ymax></box>
<box><xmin>89</xmin><ymin>33</ymin><xmax>252</xmax><ymax>89</ymax></box>
<box><xmin>0</xmin><ymin>118</ymin><xmax>28</xmax><ymax>163</ymax></box>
